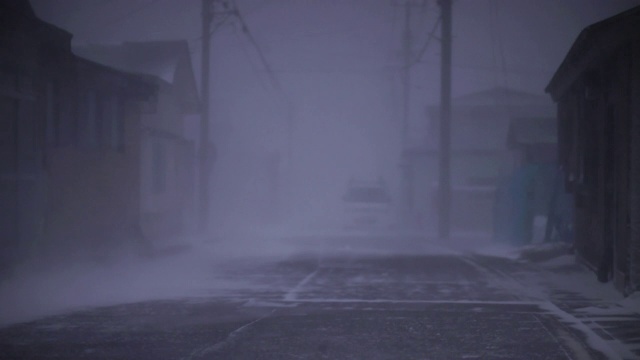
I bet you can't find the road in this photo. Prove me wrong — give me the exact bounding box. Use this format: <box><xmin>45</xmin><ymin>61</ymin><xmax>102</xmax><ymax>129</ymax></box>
<box><xmin>0</xmin><ymin>236</ymin><xmax>633</xmax><ymax>359</ymax></box>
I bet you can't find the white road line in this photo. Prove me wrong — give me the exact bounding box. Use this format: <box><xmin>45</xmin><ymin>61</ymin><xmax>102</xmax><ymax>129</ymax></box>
<box><xmin>539</xmin><ymin>298</ymin><xmax>629</xmax><ymax>359</ymax></box>
<box><xmin>281</xmin><ymin>298</ymin><xmax>543</xmax><ymax>305</ymax></box>
<box><xmin>183</xmin><ymin>309</ymin><xmax>276</xmax><ymax>360</ymax></box>
<box><xmin>284</xmin><ymin>269</ymin><xmax>319</xmax><ymax>301</ymax></box>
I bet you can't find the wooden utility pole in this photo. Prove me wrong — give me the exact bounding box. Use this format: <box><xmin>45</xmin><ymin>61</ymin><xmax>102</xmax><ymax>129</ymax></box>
<box><xmin>199</xmin><ymin>0</ymin><xmax>213</xmax><ymax>233</ymax></box>
<box><xmin>402</xmin><ymin>2</ymin><xmax>411</xmax><ymax>144</ymax></box>
<box><xmin>394</xmin><ymin>0</ymin><xmax>425</xmax><ymax>225</ymax></box>
<box><xmin>400</xmin><ymin>1</ymin><xmax>413</xmax><ymax>224</ymax></box>
<box><xmin>438</xmin><ymin>0</ymin><xmax>452</xmax><ymax>239</ymax></box>
<box><xmin>401</xmin><ymin>0</ymin><xmax>414</xmax><ymax>224</ymax></box>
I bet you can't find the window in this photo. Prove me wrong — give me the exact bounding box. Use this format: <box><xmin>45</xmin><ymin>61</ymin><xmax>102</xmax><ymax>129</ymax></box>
<box><xmin>140</xmin><ymin>94</ymin><xmax>158</xmax><ymax>114</ymax></box>
<box><xmin>45</xmin><ymin>81</ymin><xmax>59</xmax><ymax>146</ymax></box>
<box><xmin>344</xmin><ymin>187</ymin><xmax>390</xmax><ymax>204</ymax></box>
<box><xmin>152</xmin><ymin>141</ymin><xmax>166</xmax><ymax>194</ymax></box>
<box><xmin>112</xmin><ymin>96</ymin><xmax>124</xmax><ymax>151</ymax></box>
<box><xmin>0</xmin><ymin>97</ymin><xmax>18</xmax><ymax>173</ymax></box>
<box><xmin>101</xmin><ymin>94</ymin><xmax>124</xmax><ymax>151</ymax></box>
<box><xmin>78</xmin><ymin>90</ymin><xmax>99</xmax><ymax>148</ymax></box>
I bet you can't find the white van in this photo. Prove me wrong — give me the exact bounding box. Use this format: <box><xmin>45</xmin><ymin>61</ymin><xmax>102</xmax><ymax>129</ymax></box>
<box><xmin>342</xmin><ymin>179</ymin><xmax>393</xmax><ymax>231</ymax></box>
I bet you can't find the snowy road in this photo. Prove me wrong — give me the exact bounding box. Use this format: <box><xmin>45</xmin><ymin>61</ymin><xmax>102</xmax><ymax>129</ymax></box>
<box><xmin>0</xmin><ymin>237</ymin><xmax>638</xmax><ymax>359</ymax></box>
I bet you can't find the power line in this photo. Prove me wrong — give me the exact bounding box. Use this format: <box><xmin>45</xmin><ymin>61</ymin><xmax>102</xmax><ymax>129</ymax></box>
<box><xmin>411</xmin><ymin>15</ymin><xmax>441</xmax><ymax>67</ymax></box>
<box><xmin>230</xmin><ymin>1</ymin><xmax>289</xmax><ymax>105</ymax></box>
<box><xmin>232</xmin><ymin>28</ymin><xmax>281</xmax><ymax>99</ymax></box>
<box><xmin>82</xmin><ymin>0</ymin><xmax>163</xmax><ymax>38</ymax></box>
<box><xmin>58</xmin><ymin>0</ymin><xmax>113</xmax><ymax>25</ymax></box>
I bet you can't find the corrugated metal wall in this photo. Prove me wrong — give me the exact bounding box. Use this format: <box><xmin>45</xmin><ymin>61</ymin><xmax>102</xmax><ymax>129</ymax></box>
<box><xmin>629</xmin><ymin>41</ymin><xmax>640</xmax><ymax>294</ymax></box>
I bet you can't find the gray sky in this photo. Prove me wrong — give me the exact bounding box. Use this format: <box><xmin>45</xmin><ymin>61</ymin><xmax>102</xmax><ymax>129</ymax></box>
<box><xmin>30</xmin><ymin>0</ymin><xmax>640</xmax><ymax>230</ymax></box>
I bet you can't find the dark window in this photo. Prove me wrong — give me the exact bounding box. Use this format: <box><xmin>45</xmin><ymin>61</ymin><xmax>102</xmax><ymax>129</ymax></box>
<box><xmin>152</xmin><ymin>141</ymin><xmax>166</xmax><ymax>193</ymax></box>
<box><xmin>344</xmin><ymin>187</ymin><xmax>390</xmax><ymax>204</ymax></box>
<box><xmin>45</xmin><ymin>81</ymin><xmax>60</xmax><ymax>146</ymax></box>
<box><xmin>141</xmin><ymin>94</ymin><xmax>157</xmax><ymax>114</ymax></box>
<box><xmin>78</xmin><ymin>90</ymin><xmax>99</xmax><ymax>149</ymax></box>
<box><xmin>101</xmin><ymin>94</ymin><xmax>124</xmax><ymax>151</ymax></box>
<box><xmin>0</xmin><ymin>97</ymin><xmax>18</xmax><ymax>173</ymax></box>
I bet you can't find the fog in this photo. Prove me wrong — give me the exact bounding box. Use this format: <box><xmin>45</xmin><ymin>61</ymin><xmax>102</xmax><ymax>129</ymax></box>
<box><xmin>25</xmin><ymin>0</ymin><xmax>637</xmax><ymax>246</ymax></box>
<box><xmin>2</xmin><ymin>0</ymin><xmax>640</xmax><ymax>339</ymax></box>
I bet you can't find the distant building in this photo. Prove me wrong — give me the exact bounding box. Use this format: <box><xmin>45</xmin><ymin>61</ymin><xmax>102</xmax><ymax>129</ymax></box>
<box><xmin>74</xmin><ymin>41</ymin><xmax>201</xmax><ymax>249</ymax></box>
<box><xmin>0</xmin><ymin>1</ymin><xmax>155</xmax><ymax>271</ymax></box>
<box><xmin>546</xmin><ymin>5</ymin><xmax>640</xmax><ymax>294</ymax></box>
<box><xmin>493</xmin><ymin>117</ymin><xmax>558</xmax><ymax>245</ymax></box>
<box><xmin>404</xmin><ymin>87</ymin><xmax>555</xmax><ymax>236</ymax></box>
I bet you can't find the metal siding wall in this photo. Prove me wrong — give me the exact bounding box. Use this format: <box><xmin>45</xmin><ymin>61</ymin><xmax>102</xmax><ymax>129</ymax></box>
<box><xmin>612</xmin><ymin>48</ymin><xmax>632</xmax><ymax>292</ymax></box>
<box><xmin>630</xmin><ymin>41</ymin><xmax>640</xmax><ymax>293</ymax></box>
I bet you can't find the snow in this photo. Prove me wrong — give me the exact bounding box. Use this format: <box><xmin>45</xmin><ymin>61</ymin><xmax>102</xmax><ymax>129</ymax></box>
<box><xmin>538</xmin><ymin>254</ymin><xmax>575</xmax><ymax>268</ymax></box>
<box><xmin>2</xmin><ymin>232</ymin><xmax>639</xmax><ymax>359</ymax></box>
<box><xmin>482</xmin><ymin>242</ymin><xmax>640</xmax><ymax>360</ymax></box>
<box><xmin>539</xmin><ymin>301</ymin><xmax>634</xmax><ymax>360</ymax></box>
<box><xmin>284</xmin><ymin>269</ymin><xmax>319</xmax><ymax>301</ymax></box>
<box><xmin>0</xmin><ymin>242</ymin><xmax>268</xmax><ymax>327</ymax></box>
<box><xmin>620</xmin><ymin>292</ymin><xmax>640</xmax><ymax>314</ymax></box>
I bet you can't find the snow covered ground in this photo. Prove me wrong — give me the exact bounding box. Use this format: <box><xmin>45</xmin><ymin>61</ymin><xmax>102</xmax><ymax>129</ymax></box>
<box><xmin>0</xmin><ymin>240</ymin><xmax>275</xmax><ymax>327</ymax></box>
<box><xmin>1</xmin><ymin>232</ymin><xmax>638</xmax><ymax>356</ymax></box>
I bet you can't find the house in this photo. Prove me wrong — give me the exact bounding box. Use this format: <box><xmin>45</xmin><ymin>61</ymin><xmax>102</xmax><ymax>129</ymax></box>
<box><xmin>1</xmin><ymin>0</ymin><xmax>156</xmax><ymax>272</ymax></box>
<box><xmin>546</xmin><ymin>5</ymin><xmax>640</xmax><ymax>294</ymax></box>
<box><xmin>74</xmin><ymin>41</ymin><xmax>200</xmax><ymax>249</ymax></box>
<box><xmin>0</xmin><ymin>0</ymin><xmax>58</xmax><ymax>272</ymax></box>
<box><xmin>403</xmin><ymin>87</ymin><xmax>555</xmax><ymax>235</ymax></box>
<box><xmin>45</xmin><ymin>57</ymin><xmax>155</xmax><ymax>262</ymax></box>
<box><xmin>506</xmin><ymin>117</ymin><xmax>557</xmax><ymax>166</ymax></box>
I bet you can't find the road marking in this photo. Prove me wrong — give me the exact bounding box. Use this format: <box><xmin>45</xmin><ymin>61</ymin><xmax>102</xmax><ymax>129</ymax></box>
<box><xmin>183</xmin><ymin>309</ymin><xmax>276</xmax><ymax>360</ymax></box>
<box><xmin>281</xmin><ymin>298</ymin><xmax>542</xmax><ymax>305</ymax></box>
<box><xmin>284</xmin><ymin>269</ymin><xmax>319</xmax><ymax>301</ymax></box>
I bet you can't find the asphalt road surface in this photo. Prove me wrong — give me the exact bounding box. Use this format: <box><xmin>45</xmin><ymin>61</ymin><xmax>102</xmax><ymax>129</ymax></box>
<box><xmin>0</xmin><ymin>236</ymin><xmax>626</xmax><ymax>359</ymax></box>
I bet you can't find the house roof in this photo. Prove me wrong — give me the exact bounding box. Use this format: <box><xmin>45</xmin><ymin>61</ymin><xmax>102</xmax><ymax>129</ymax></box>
<box><xmin>507</xmin><ymin>117</ymin><xmax>557</xmax><ymax>149</ymax></box>
<box><xmin>1</xmin><ymin>0</ymin><xmax>36</xmax><ymax>18</ymax></box>
<box><xmin>75</xmin><ymin>56</ymin><xmax>156</xmax><ymax>98</ymax></box>
<box><xmin>74</xmin><ymin>40</ymin><xmax>200</xmax><ymax>113</ymax></box>
<box><xmin>74</xmin><ymin>41</ymin><xmax>189</xmax><ymax>84</ymax></box>
<box><xmin>448</xmin><ymin>87</ymin><xmax>550</xmax><ymax>107</ymax></box>
<box><xmin>546</xmin><ymin>5</ymin><xmax>640</xmax><ymax>101</ymax></box>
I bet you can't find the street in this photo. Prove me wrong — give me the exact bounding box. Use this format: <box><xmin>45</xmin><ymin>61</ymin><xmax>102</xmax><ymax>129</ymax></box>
<box><xmin>1</xmin><ymin>236</ymin><xmax>637</xmax><ymax>359</ymax></box>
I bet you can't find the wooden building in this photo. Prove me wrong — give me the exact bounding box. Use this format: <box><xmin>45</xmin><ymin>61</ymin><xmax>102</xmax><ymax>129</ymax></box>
<box><xmin>1</xmin><ymin>1</ymin><xmax>155</xmax><ymax>271</ymax></box>
<box><xmin>546</xmin><ymin>5</ymin><xmax>640</xmax><ymax>294</ymax></box>
<box><xmin>75</xmin><ymin>41</ymin><xmax>200</xmax><ymax>251</ymax></box>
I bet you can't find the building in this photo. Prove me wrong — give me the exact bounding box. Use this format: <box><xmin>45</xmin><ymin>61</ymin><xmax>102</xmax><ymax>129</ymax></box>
<box><xmin>74</xmin><ymin>41</ymin><xmax>200</xmax><ymax>249</ymax></box>
<box><xmin>404</xmin><ymin>87</ymin><xmax>555</xmax><ymax>236</ymax></box>
<box><xmin>546</xmin><ymin>5</ymin><xmax>640</xmax><ymax>294</ymax></box>
<box><xmin>0</xmin><ymin>0</ymin><xmax>58</xmax><ymax>272</ymax></box>
<box><xmin>46</xmin><ymin>58</ymin><xmax>155</xmax><ymax>262</ymax></box>
<box><xmin>1</xmin><ymin>1</ymin><xmax>155</xmax><ymax>272</ymax></box>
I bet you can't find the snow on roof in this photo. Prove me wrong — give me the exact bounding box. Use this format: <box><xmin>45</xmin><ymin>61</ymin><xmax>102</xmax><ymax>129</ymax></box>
<box><xmin>427</xmin><ymin>87</ymin><xmax>551</xmax><ymax>109</ymax></box>
<box><xmin>507</xmin><ymin>117</ymin><xmax>557</xmax><ymax>148</ymax></box>
<box><xmin>74</xmin><ymin>40</ymin><xmax>189</xmax><ymax>85</ymax></box>
<box><xmin>451</xmin><ymin>87</ymin><xmax>550</xmax><ymax>107</ymax></box>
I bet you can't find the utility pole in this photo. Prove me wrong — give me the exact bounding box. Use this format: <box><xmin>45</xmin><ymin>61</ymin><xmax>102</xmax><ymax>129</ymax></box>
<box><xmin>198</xmin><ymin>0</ymin><xmax>213</xmax><ymax>233</ymax></box>
<box><xmin>394</xmin><ymin>0</ymin><xmax>424</xmax><ymax>226</ymax></box>
<box><xmin>438</xmin><ymin>0</ymin><xmax>452</xmax><ymax>240</ymax></box>
<box><xmin>402</xmin><ymin>2</ymin><xmax>411</xmax><ymax>144</ymax></box>
<box><xmin>400</xmin><ymin>1</ymin><xmax>413</xmax><ymax>224</ymax></box>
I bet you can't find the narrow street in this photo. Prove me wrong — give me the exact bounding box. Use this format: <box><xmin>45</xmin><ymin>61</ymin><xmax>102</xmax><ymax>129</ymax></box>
<box><xmin>1</xmin><ymin>237</ymin><xmax>637</xmax><ymax>359</ymax></box>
